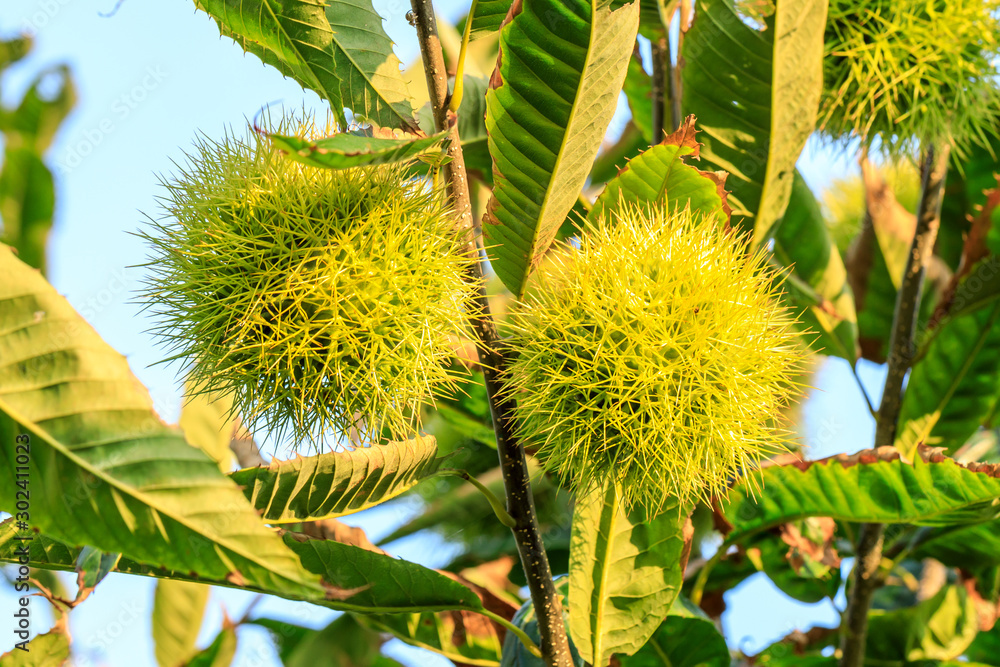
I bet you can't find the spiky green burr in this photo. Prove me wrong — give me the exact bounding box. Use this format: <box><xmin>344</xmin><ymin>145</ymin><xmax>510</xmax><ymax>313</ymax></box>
<box><xmin>140</xmin><ymin>119</ymin><xmax>474</xmax><ymax>447</ymax></box>
<box><xmin>821</xmin><ymin>0</ymin><xmax>1000</xmax><ymax>154</ymax></box>
<box><xmin>506</xmin><ymin>205</ymin><xmax>806</xmax><ymax>509</ymax></box>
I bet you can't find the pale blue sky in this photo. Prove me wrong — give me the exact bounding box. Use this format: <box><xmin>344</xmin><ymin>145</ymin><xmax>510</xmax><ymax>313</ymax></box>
<box><xmin>0</xmin><ymin>0</ymin><xmax>880</xmax><ymax>664</ymax></box>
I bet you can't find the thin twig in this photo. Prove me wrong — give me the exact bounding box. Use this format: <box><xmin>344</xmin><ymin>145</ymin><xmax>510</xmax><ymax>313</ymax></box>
<box><xmin>839</xmin><ymin>144</ymin><xmax>950</xmax><ymax>667</ymax></box>
<box><xmin>671</xmin><ymin>0</ymin><xmax>692</xmax><ymax>126</ymax></box>
<box><xmin>651</xmin><ymin>38</ymin><xmax>668</xmax><ymax>141</ymax></box>
<box><xmin>236</xmin><ymin>594</ymin><xmax>265</xmax><ymax>625</ymax></box>
<box><xmin>849</xmin><ymin>362</ymin><xmax>877</xmax><ymax>419</ymax></box>
<box><xmin>407</xmin><ymin>2</ymin><xmax>573</xmax><ymax>665</ymax></box>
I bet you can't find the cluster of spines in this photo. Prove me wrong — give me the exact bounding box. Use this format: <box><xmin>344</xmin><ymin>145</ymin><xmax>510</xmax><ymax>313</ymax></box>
<box><xmin>141</xmin><ymin>120</ymin><xmax>474</xmax><ymax>449</ymax></box>
<box><xmin>821</xmin><ymin>0</ymin><xmax>1000</xmax><ymax>154</ymax></box>
<box><xmin>506</xmin><ymin>206</ymin><xmax>805</xmax><ymax>510</ymax></box>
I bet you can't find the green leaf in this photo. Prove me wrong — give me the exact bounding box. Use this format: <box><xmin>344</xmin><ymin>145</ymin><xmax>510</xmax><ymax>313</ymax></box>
<box><xmin>74</xmin><ymin>545</ymin><xmax>121</xmax><ymax>603</ymax></box>
<box><xmin>750</xmin><ymin>530</ymin><xmax>840</xmax><ymax>604</ymax></box>
<box><xmin>637</xmin><ymin>0</ymin><xmax>677</xmax><ymax>40</ymax></box>
<box><xmin>378</xmin><ymin>466</ymin><xmax>511</xmax><ymax>543</ymax></box>
<box><xmin>718</xmin><ymin>449</ymin><xmax>1000</xmax><ymax>544</ymax></box>
<box><xmin>469</xmin><ymin>0</ymin><xmax>514</xmax><ymax>41</ymax></box>
<box><xmin>622</xmin><ymin>52</ymin><xmax>653</xmax><ymax>142</ymax></box>
<box><xmin>271</xmin><ymin>129</ymin><xmax>448</xmax><ymax>170</ymax></box>
<box><xmin>255</xmin><ymin>614</ymin><xmax>402</xmax><ymax>667</ymax></box>
<box><xmin>845</xmin><ymin>163</ymin><xmax>920</xmax><ymax>363</ymax></box>
<box><xmin>899</xmin><ymin>301</ymin><xmax>1000</xmax><ymax>453</ymax></box>
<box><xmin>866</xmin><ymin>585</ymin><xmax>978</xmax><ymax>662</ymax></box>
<box><xmin>966</xmin><ymin>622</ymin><xmax>1000</xmax><ymax>664</ymax></box>
<box><xmin>7</xmin><ymin>65</ymin><xmax>76</xmax><ymax>154</ymax></box>
<box><xmin>926</xmin><ymin>658</ymin><xmax>995</xmax><ymax>667</ymax></box>
<box><xmin>894</xmin><ymin>414</ymin><xmax>941</xmax><ymax>462</ymax></box>
<box><xmin>912</xmin><ymin>519</ymin><xmax>1000</xmax><ymax>574</ymax></box>
<box><xmin>27</xmin><ymin>569</ymin><xmax>68</xmax><ymax>602</ymax></box>
<box><xmin>0</xmin><ymin>148</ymin><xmax>55</xmax><ymax>273</ymax></box>
<box><xmin>376</xmin><ymin>460</ymin><xmax>571</xmax><ymax>580</ymax></box>
<box><xmin>230</xmin><ymin>435</ymin><xmax>446</xmax><ymax>523</ymax></box>
<box><xmin>179</xmin><ymin>380</ymin><xmax>237</xmax><ymax>472</ymax></box>
<box><xmin>153</xmin><ymin>580</ymin><xmax>210</xmax><ymax>667</ymax></box>
<box><xmin>417</xmin><ymin>76</ymin><xmax>492</xmax><ymax>183</ymax></box>
<box><xmin>0</xmin><ymin>245</ymin><xmax>323</xmax><ymax>599</ymax></box>
<box><xmin>483</xmin><ymin>0</ymin><xmax>640</xmax><ymax>297</ymax></box>
<box><xmin>501</xmin><ymin>579</ymin><xmax>585</xmax><ymax>667</ymax></box>
<box><xmin>568</xmin><ymin>483</ymin><xmax>688</xmax><ymax>666</ymax></box>
<box><xmin>323</xmin><ymin>0</ymin><xmax>416</xmax><ymax>126</ymax></box>
<box><xmin>588</xmin><ymin>115</ymin><xmax>730</xmax><ymax>226</ymax></box>
<box><xmin>588</xmin><ymin>122</ymin><xmax>648</xmax><ymax>187</ymax></box>
<box><xmin>433</xmin><ymin>404</ymin><xmax>497</xmax><ymax>448</ymax></box>
<box><xmin>618</xmin><ymin>595</ymin><xmax>729</xmax><ymax>667</ymax></box>
<box><xmin>193</xmin><ymin>0</ymin><xmax>345</xmax><ymax>121</ymax></box>
<box><xmin>187</xmin><ymin>627</ymin><xmax>237</xmax><ymax>667</ymax></box>
<box><xmin>193</xmin><ymin>0</ymin><xmax>415</xmax><ymax>128</ymax></box>
<box><xmin>681</xmin><ymin>0</ymin><xmax>827</xmax><ymax>244</ymax></box>
<box><xmin>246</xmin><ymin>618</ymin><xmax>316</xmax><ymax>663</ymax></box>
<box><xmin>361</xmin><ymin>608</ymin><xmax>505</xmax><ymax>666</ymax></box>
<box><xmin>752</xmin><ymin>654</ymin><xmax>834</xmax><ymax>667</ymax></box>
<box><xmin>0</xmin><ymin>625</ymin><xmax>69</xmax><ymax>667</ymax></box>
<box><xmin>940</xmin><ymin>136</ymin><xmax>1000</xmax><ymax>270</ymax></box>
<box><xmin>939</xmin><ymin>257</ymin><xmax>1000</xmax><ymax>324</ymax></box>
<box><xmin>772</xmin><ymin>171</ymin><xmax>858</xmax><ymax>360</ymax></box>
<box><xmin>0</xmin><ymin>37</ymin><xmax>32</xmax><ymax>74</ymax></box>
<box><xmin>283</xmin><ymin>532</ymin><xmax>484</xmax><ymax>613</ymax></box>
<box><xmin>0</xmin><ymin>520</ymin><xmax>486</xmax><ymax>615</ymax></box>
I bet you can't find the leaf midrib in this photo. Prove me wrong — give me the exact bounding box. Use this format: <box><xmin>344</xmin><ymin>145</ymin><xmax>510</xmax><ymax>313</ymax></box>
<box><xmin>523</xmin><ymin>0</ymin><xmax>626</xmax><ymax>297</ymax></box>
<box><xmin>258</xmin><ymin>0</ymin><xmax>332</xmax><ymax>97</ymax></box>
<box><xmin>327</xmin><ymin>0</ymin><xmax>408</xmax><ymax>124</ymax></box>
<box><xmin>755</xmin><ymin>1</ymin><xmax>790</xmax><ymax>247</ymax></box>
<box><xmin>921</xmin><ymin>302</ymin><xmax>1000</xmax><ymax>431</ymax></box>
<box><xmin>0</xmin><ymin>395</ymin><xmax>320</xmax><ymax>594</ymax></box>
<box><xmin>240</xmin><ymin>438</ymin><xmax>441</xmax><ymax>523</ymax></box>
<box><xmin>590</xmin><ymin>482</ymin><xmax>620</xmax><ymax>665</ymax></box>
<box><xmin>726</xmin><ymin>459</ymin><xmax>1000</xmax><ymax>543</ymax></box>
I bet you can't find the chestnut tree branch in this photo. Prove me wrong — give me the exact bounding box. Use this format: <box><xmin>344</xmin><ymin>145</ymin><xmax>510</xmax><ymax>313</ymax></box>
<box><xmin>838</xmin><ymin>143</ymin><xmax>950</xmax><ymax>667</ymax></box>
<box><xmin>407</xmin><ymin>1</ymin><xmax>574</xmax><ymax>664</ymax></box>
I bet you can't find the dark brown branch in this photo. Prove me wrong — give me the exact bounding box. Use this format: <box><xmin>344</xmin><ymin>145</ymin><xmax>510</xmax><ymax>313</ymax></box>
<box><xmin>651</xmin><ymin>37</ymin><xmax>668</xmax><ymax>141</ymax></box>
<box><xmin>407</xmin><ymin>1</ymin><xmax>573</xmax><ymax>665</ymax></box>
<box><xmin>839</xmin><ymin>144</ymin><xmax>950</xmax><ymax>667</ymax></box>
<box><xmin>671</xmin><ymin>0</ymin><xmax>692</xmax><ymax>128</ymax></box>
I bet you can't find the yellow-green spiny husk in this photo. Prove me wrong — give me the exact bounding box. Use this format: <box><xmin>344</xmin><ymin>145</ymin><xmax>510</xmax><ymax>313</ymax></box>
<box><xmin>506</xmin><ymin>205</ymin><xmax>806</xmax><ymax>510</ymax></box>
<box><xmin>140</xmin><ymin>119</ymin><xmax>475</xmax><ymax>447</ymax></box>
<box><xmin>821</xmin><ymin>0</ymin><xmax>1000</xmax><ymax>155</ymax></box>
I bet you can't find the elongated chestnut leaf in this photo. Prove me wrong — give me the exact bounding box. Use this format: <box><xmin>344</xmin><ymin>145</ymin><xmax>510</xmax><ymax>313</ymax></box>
<box><xmin>483</xmin><ymin>0</ymin><xmax>640</xmax><ymax>297</ymax></box>
<box><xmin>271</xmin><ymin>130</ymin><xmax>448</xmax><ymax>170</ymax></box>
<box><xmin>230</xmin><ymin>435</ymin><xmax>449</xmax><ymax>523</ymax></box>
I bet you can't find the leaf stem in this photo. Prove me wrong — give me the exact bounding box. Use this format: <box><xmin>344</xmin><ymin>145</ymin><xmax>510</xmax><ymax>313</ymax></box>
<box><xmin>689</xmin><ymin>542</ymin><xmax>727</xmax><ymax>607</ymax></box>
<box><xmin>443</xmin><ymin>469</ymin><xmax>517</xmax><ymax>528</ymax></box>
<box><xmin>838</xmin><ymin>143</ymin><xmax>950</xmax><ymax>667</ymax></box>
<box><xmin>482</xmin><ymin>608</ymin><xmax>544</xmax><ymax>658</ymax></box>
<box><xmin>407</xmin><ymin>2</ymin><xmax>574</xmax><ymax>665</ymax></box>
<box><xmin>449</xmin><ymin>0</ymin><xmax>479</xmax><ymax>112</ymax></box>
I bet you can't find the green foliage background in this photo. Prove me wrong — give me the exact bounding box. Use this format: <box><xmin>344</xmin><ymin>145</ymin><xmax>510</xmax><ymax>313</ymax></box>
<box><xmin>2</xmin><ymin>0</ymin><xmax>1000</xmax><ymax>666</ymax></box>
